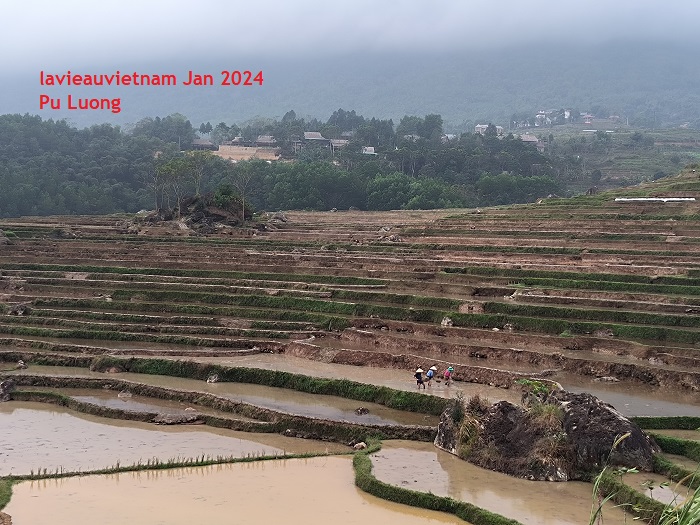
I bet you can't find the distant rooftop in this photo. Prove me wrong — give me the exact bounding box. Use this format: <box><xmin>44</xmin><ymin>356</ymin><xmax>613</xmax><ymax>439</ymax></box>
<box><xmin>304</xmin><ymin>131</ymin><xmax>327</xmax><ymax>141</ymax></box>
<box><xmin>255</xmin><ymin>135</ymin><xmax>277</xmax><ymax>145</ymax></box>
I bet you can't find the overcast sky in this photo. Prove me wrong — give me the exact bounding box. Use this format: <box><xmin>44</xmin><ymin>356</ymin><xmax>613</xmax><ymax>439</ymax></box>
<box><xmin>4</xmin><ymin>0</ymin><xmax>699</xmax><ymax>72</ymax></box>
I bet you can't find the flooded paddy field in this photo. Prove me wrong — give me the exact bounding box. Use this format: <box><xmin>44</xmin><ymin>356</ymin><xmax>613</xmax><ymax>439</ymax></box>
<box><xmin>0</xmin><ymin>402</ymin><xmax>348</xmax><ymax>476</ymax></box>
<box><xmin>556</xmin><ymin>371</ymin><xmax>700</xmax><ymax>417</ymax></box>
<box><xmin>6</xmin><ymin>365</ymin><xmax>438</xmax><ymax>426</ymax></box>
<box><xmin>659</xmin><ymin>452</ymin><xmax>700</xmax><ymax>472</ymax></box>
<box><xmin>651</xmin><ymin>429</ymin><xmax>700</xmax><ymax>442</ymax></box>
<box><xmin>191</xmin><ymin>353</ymin><xmax>700</xmax><ymax>417</ymax></box>
<box><xmin>369</xmin><ymin>440</ymin><xmax>629</xmax><ymax>525</ymax></box>
<box><xmin>15</xmin><ymin>386</ymin><xmax>261</xmax><ymax>420</ymax></box>
<box><xmin>4</xmin><ymin>456</ymin><xmax>467</xmax><ymax>525</ymax></box>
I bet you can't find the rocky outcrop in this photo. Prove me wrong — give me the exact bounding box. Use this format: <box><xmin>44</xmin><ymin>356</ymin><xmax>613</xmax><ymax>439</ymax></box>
<box><xmin>434</xmin><ymin>389</ymin><xmax>659</xmax><ymax>481</ymax></box>
<box><xmin>8</xmin><ymin>303</ymin><xmax>31</xmax><ymax>316</ymax></box>
<box><xmin>0</xmin><ymin>378</ymin><xmax>16</xmax><ymax>401</ymax></box>
<box><xmin>433</xmin><ymin>402</ymin><xmax>460</xmax><ymax>455</ymax></box>
<box><xmin>550</xmin><ymin>390</ymin><xmax>659</xmax><ymax>472</ymax></box>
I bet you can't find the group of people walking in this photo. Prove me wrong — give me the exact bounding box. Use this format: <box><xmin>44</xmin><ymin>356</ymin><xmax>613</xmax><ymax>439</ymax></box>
<box><xmin>414</xmin><ymin>365</ymin><xmax>453</xmax><ymax>389</ymax></box>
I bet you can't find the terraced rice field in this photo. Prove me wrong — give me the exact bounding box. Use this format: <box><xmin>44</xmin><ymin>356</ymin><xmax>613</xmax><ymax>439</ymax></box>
<box><xmin>1</xmin><ymin>169</ymin><xmax>700</xmax><ymax>524</ymax></box>
<box><xmin>1</xmin><ymin>170</ymin><xmax>699</xmax><ymax>397</ymax></box>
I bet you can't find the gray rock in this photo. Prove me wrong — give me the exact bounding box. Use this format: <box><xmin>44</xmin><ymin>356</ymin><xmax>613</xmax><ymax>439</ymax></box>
<box><xmin>8</xmin><ymin>303</ymin><xmax>31</xmax><ymax>316</ymax></box>
<box><xmin>550</xmin><ymin>390</ymin><xmax>658</xmax><ymax>473</ymax></box>
<box><xmin>0</xmin><ymin>379</ymin><xmax>16</xmax><ymax>402</ymax></box>
<box><xmin>434</xmin><ymin>389</ymin><xmax>659</xmax><ymax>481</ymax></box>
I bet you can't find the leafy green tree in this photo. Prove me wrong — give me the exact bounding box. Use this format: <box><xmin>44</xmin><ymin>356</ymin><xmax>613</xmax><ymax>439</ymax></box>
<box><xmin>366</xmin><ymin>172</ymin><xmax>411</xmax><ymax>210</ymax></box>
<box><xmin>420</xmin><ymin>114</ymin><xmax>443</xmax><ymax>141</ymax></box>
<box><xmin>131</xmin><ymin>113</ymin><xmax>196</xmax><ymax>148</ymax></box>
<box><xmin>327</xmin><ymin>108</ymin><xmax>365</xmax><ymax>131</ymax></box>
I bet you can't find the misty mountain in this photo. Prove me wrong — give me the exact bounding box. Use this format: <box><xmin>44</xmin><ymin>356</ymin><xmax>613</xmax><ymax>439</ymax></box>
<box><xmin>6</xmin><ymin>40</ymin><xmax>700</xmax><ymax>130</ymax></box>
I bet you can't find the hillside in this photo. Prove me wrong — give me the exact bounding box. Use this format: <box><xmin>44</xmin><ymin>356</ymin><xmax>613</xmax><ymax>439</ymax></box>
<box><xmin>2</xmin><ymin>168</ymin><xmax>699</xmax><ymax>402</ymax></box>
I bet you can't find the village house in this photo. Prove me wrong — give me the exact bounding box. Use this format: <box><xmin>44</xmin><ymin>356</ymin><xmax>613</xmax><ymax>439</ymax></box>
<box><xmin>190</xmin><ymin>138</ymin><xmax>217</xmax><ymax>151</ymax></box>
<box><xmin>475</xmin><ymin>124</ymin><xmax>504</xmax><ymax>136</ymax></box>
<box><xmin>303</xmin><ymin>131</ymin><xmax>330</xmax><ymax>146</ymax></box>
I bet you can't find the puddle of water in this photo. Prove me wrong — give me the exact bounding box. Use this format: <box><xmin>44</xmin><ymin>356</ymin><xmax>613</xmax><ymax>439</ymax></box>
<box><xmin>0</xmin><ymin>402</ymin><xmax>348</xmax><ymax>476</ymax></box>
<box><xmin>4</xmin><ymin>456</ymin><xmax>468</xmax><ymax>525</ymax></box>
<box><xmin>370</xmin><ymin>440</ymin><xmax>630</xmax><ymax>525</ymax></box>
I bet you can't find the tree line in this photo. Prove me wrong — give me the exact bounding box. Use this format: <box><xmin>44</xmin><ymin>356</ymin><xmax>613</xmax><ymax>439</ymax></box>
<box><xmin>0</xmin><ymin>112</ymin><xmax>568</xmax><ymax>218</ymax></box>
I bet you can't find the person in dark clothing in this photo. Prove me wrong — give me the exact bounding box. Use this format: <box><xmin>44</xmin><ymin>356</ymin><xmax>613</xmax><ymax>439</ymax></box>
<box><xmin>414</xmin><ymin>367</ymin><xmax>426</xmax><ymax>389</ymax></box>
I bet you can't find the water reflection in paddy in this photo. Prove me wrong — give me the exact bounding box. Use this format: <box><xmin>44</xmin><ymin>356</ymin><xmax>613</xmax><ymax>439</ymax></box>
<box><xmin>27</xmin><ymin>387</ymin><xmax>259</xmax><ymax>421</ymax></box>
<box><xmin>370</xmin><ymin>440</ymin><xmax>629</xmax><ymax>525</ymax></box>
<box><xmin>9</xmin><ymin>366</ymin><xmax>439</xmax><ymax>426</ymax></box>
<box><xmin>193</xmin><ymin>353</ymin><xmax>700</xmax><ymax>417</ymax></box>
<box><xmin>8</xmin><ymin>350</ymin><xmax>700</xmax><ymax>420</ymax></box>
<box><xmin>4</xmin><ymin>457</ymin><xmax>467</xmax><ymax>525</ymax></box>
<box><xmin>557</xmin><ymin>372</ymin><xmax>700</xmax><ymax>417</ymax></box>
<box><xmin>622</xmin><ymin>470</ymin><xmax>689</xmax><ymax>505</ymax></box>
<box><xmin>171</xmin><ymin>353</ymin><xmax>523</xmax><ymax>402</ymax></box>
<box><xmin>0</xmin><ymin>402</ymin><xmax>348</xmax><ymax>476</ymax></box>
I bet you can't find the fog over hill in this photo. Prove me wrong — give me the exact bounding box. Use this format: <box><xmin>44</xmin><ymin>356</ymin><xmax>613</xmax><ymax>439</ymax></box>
<box><xmin>5</xmin><ymin>40</ymin><xmax>700</xmax><ymax>130</ymax></box>
<box><xmin>3</xmin><ymin>1</ymin><xmax>700</xmax><ymax>130</ymax></box>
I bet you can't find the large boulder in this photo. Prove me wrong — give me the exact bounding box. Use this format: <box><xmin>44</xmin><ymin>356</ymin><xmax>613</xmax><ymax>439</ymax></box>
<box><xmin>435</xmin><ymin>389</ymin><xmax>659</xmax><ymax>481</ymax></box>
<box><xmin>549</xmin><ymin>390</ymin><xmax>658</xmax><ymax>472</ymax></box>
<box><xmin>0</xmin><ymin>379</ymin><xmax>16</xmax><ymax>402</ymax></box>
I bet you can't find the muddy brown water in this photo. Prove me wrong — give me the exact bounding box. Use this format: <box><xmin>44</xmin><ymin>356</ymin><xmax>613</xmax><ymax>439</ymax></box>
<box><xmin>190</xmin><ymin>353</ymin><xmax>525</xmax><ymax>403</ymax></box>
<box><xmin>556</xmin><ymin>372</ymin><xmax>700</xmax><ymax>417</ymax></box>
<box><xmin>23</xmin><ymin>387</ymin><xmax>260</xmax><ymax>421</ymax></box>
<box><xmin>622</xmin><ymin>470</ymin><xmax>691</xmax><ymax>505</ymax></box>
<box><xmin>659</xmin><ymin>452</ymin><xmax>700</xmax><ymax>473</ymax></box>
<box><xmin>370</xmin><ymin>440</ymin><xmax>629</xmax><ymax>525</ymax></box>
<box><xmin>1</xmin><ymin>369</ymin><xmax>663</xmax><ymax>525</ymax></box>
<box><xmin>194</xmin><ymin>354</ymin><xmax>700</xmax><ymax>417</ymax></box>
<box><xmin>6</xmin><ymin>366</ymin><xmax>438</xmax><ymax>426</ymax></box>
<box><xmin>4</xmin><ymin>456</ymin><xmax>468</xmax><ymax>525</ymax></box>
<box><xmin>0</xmin><ymin>402</ymin><xmax>349</xmax><ymax>476</ymax></box>
<box><xmin>5</xmin><ymin>349</ymin><xmax>700</xmax><ymax>417</ymax></box>
<box><xmin>651</xmin><ymin>429</ymin><xmax>700</xmax><ymax>442</ymax></box>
